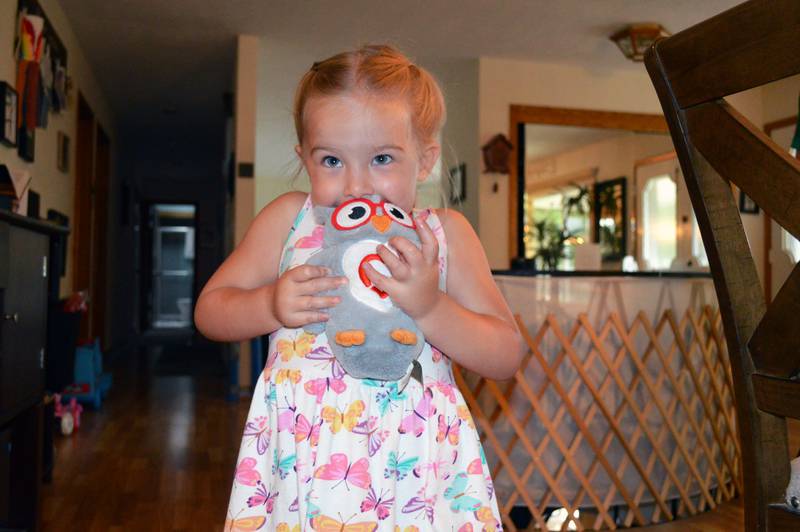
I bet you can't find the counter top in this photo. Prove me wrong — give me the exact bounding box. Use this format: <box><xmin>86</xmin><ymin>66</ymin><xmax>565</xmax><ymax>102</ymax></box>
<box><xmin>493</xmin><ymin>269</ymin><xmax>712</xmax><ymax>278</ymax></box>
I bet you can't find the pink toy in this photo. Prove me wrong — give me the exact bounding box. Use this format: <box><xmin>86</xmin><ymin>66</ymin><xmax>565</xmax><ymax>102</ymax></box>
<box><xmin>53</xmin><ymin>393</ymin><xmax>84</xmax><ymax>435</ymax></box>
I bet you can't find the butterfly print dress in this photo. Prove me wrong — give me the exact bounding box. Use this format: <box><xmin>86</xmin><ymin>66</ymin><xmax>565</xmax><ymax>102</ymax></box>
<box><xmin>225</xmin><ymin>195</ymin><xmax>503</xmax><ymax>531</ymax></box>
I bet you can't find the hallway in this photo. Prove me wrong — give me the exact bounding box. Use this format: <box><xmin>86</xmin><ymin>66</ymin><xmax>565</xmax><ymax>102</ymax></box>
<box><xmin>38</xmin><ymin>339</ymin><xmax>248</xmax><ymax>531</ymax></box>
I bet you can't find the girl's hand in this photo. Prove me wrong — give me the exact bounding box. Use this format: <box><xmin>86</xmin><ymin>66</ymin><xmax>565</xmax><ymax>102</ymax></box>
<box><xmin>272</xmin><ymin>265</ymin><xmax>347</xmax><ymax>328</ymax></box>
<box><xmin>364</xmin><ymin>215</ymin><xmax>442</xmax><ymax>319</ymax></box>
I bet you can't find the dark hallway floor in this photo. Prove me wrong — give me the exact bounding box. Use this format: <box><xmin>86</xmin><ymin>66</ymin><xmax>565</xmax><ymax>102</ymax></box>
<box><xmin>39</xmin><ymin>336</ymin><xmax>249</xmax><ymax>531</ymax></box>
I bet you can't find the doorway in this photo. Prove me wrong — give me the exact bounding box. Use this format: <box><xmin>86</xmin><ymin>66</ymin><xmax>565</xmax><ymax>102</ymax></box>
<box><xmin>142</xmin><ymin>203</ymin><xmax>196</xmax><ymax>330</ymax></box>
<box><xmin>73</xmin><ymin>93</ymin><xmax>111</xmax><ymax>346</ymax></box>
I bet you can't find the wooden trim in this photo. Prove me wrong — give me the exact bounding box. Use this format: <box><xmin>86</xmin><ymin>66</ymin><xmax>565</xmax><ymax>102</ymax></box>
<box><xmin>753</xmin><ymin>373</ymin><xmax>800</xmax><ymax>418</ymax></box>
<box><xmin>73</xmin><ymin>93</ymin><xmax>95</xmax><ymax>341</ymax></box>
<box><xmin>653</xmin><ymin>0</ymin><xmax>800</xmax><ymax>109</ymax></box>
<box><xmin>764</xmin><ymin>116</ymin><xmax>797</xmax><ymax>135</ymax></box>
<box><xmin>508</xmin><ymin>105</ymin><xmax>668</xmax><ymax>262</ymax></box>
<box><xmin>763</xmin><ymin>114</ymin><xmax>798</xmax><ymax>303</ymax></box>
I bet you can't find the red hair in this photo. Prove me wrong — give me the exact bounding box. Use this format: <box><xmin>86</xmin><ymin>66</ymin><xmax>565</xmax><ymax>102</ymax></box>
<box><xmin>293</xmin><ymin>44</ymin><xmax>446</xmax><ymax>147</ymax></box>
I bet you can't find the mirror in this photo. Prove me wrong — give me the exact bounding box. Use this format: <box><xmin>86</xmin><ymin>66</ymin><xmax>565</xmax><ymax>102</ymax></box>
<box><xmin>508</xmin><ymin>105</ymin><xmax>703</xmax><ymax>271</ymax></box>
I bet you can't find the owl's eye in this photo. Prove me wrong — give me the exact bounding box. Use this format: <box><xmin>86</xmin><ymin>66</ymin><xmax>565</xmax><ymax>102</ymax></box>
<box><xmin>384</xmin><ymin>202</ymin><xmax>415</xmax><ymax>228</ymax></box>
<box><xmin>333</xmin><ymin>199</ymin><xmax>372</xmax><ymax>230</ymax></box>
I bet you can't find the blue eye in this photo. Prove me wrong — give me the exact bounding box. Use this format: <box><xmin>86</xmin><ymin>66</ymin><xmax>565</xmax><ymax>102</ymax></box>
<box><xmin>322</xmin><ymin>156</ymin><xmax>342</xmax><ymax>168</ymax></box>
<box><xmin>372</xmin><ymin>154</ymin><xmax>393</xmax><ymax>165</ymax></box>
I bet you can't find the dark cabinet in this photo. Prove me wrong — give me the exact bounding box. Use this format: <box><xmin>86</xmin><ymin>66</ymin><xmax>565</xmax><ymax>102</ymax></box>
<box><xmin>0</xmin><ymin>211</ymin><xmax>65</xmax><ymax>532</ymax></box>
<box><xmin>0</xmin><ymin>222</ymin><xmax>48</xmax><ymax>423</ymax></box>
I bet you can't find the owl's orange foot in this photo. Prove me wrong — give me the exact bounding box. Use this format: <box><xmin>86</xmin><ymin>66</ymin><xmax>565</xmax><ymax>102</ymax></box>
<box><xmin>335</xmin><ymin>330</ymin><xmax>366</xmax><ymax>347</ymax></box>
<box><xmin>391</xmin><ymin>329</ymin><xmax>417</xmax><ymax>345</ymax></box>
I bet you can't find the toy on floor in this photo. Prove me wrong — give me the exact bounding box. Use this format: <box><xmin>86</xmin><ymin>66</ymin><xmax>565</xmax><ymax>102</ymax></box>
<box><xmin>53</xmin><ymin>393</ymin><xmax>83</xmax><ymax>435</ymax></box>
<box><xmin>303</xmin><ymin>195</ymin><xmax>425</xmax><ymax>383</ymax></box>
<box><xmin>61</xmin><ymin>337</ymin><xmax>112</xmax><ymax>409</ymax></box>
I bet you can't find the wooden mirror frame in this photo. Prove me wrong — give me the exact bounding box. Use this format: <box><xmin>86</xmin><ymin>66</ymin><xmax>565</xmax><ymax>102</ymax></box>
<box><xmin>508</xmin><ymin>104</ymin><xmax>669</xmax><ymax>264</ymax></box>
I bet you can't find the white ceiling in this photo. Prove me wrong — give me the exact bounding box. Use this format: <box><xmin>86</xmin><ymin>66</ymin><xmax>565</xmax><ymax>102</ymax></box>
<box><xmin>57</xmin><ymin>0</ymin><xmax>743</xmax><ymax>132</ymax></box>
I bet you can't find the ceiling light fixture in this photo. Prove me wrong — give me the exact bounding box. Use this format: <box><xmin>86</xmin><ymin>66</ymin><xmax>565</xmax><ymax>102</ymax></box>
<box><xmin>610</xmin><ymin>23</ymin><xmax>670</xmax><ymax>62</ymax></box>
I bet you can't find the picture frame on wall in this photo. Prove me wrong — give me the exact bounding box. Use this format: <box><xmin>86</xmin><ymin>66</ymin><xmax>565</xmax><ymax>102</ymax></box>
<box><xmin>18</xmin><ymin>125</ymin><xmax>34</xmax><ymax>162</ymax></box>
<box><xmin>0</xmin><ymin>82</ymin><xmax>17</xmax><ymax>147</ymax></box>
<box><xmin>57</xmin><ymin>131</ymin><xmax>69</xmax><ymax>172</ymax></box>
<box><xmin>449</xmin><ymin>163</ymin><xmax>466</xmax><ymax>202</ymax></box>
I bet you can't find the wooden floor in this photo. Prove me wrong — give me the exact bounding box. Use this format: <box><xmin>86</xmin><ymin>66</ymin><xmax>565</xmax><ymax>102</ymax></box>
<box><xmin>39</xmin><ymin>337</ymin><xmax>249</xmax><ymax>531</ymax></box>
<box><xmin>40</xmin><ymin>336</ymin><xmax>800</xmax><ymax>531</ymax></box>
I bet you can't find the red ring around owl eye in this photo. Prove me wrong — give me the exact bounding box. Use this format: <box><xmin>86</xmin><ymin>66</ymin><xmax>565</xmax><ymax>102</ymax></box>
<box><xmin>383</xmin><ymin>201</ymin><xmax>415</xmax><ymax>228</ymax></box>
<box><xmin>332</xmin><ymin>198</ymin><xmax>375</xmax><ymax>230</ymax></box>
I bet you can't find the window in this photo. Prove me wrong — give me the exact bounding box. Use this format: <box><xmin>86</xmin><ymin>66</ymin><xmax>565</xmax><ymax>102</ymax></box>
<box><xmin>641</xmin><ymin>176</ymin><xmax>677</xmax><ymax>270</ymax></box>
<box><xmin>783</xmin><ymin>230</ymin><xmax>800</xmax><ymax>263</ymax></box>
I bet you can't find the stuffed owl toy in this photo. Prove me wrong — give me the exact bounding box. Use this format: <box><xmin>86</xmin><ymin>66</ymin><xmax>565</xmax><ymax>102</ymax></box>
<box><xmin>303</xmin><ymin>195</ymin><xmax>425</xmax><ymax>382</ymax></box>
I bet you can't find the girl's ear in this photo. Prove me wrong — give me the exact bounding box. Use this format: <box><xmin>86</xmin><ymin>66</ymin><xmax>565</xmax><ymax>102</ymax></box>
<box><xmin>294</xmin><ymin>144</ymin><xmax>304</xmax><ymax>160</ymax></box>
<box><xmin>417</xmin><ymin>141</ymin><xmax>441</xmax><ymax>183</ymax></box>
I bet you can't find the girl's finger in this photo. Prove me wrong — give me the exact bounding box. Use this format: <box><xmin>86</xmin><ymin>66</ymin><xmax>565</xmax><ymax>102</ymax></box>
<box><xmin>376</xmin><ymin>244</ymin><xmax>409</xmax><ymax>279</ymax></box>
<box><xmin>389</xmin><ymin>236</ymin><xmax>422</xmax><ymax>267</ymax></box>
<box><xmin>290</xmin><ymin>264</ymin><xmax>330</xmax><ymax>281</ymax></box>
<box><xmin>415</xmin><ymin>216</ymin><xmax>439</xmax><ymax>264</ymax></box>
<box><xmin>363</xmin><ymin>262</ymin><xmax>394</xmax><ymax>294</ymax></box>
<box><xmin>294</xmin><ymin>311</ymin><xmax>330</xmax><ymax>326</ymax></box>
<box><xmin>299</xmin><ymin>295</ymin><xmax>341</xmax><ymax>311</ymax></box>
<box><xmin>305</xmin><ymin>275</ymin><xmax>347</xmax><ymax>294</ymax></box>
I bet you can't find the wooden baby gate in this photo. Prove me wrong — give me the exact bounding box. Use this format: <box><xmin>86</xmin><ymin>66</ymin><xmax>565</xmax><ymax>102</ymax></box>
<box><xmin>451</xmin><ymin>305</ymin><xmax>740</xmax><ymax>530</ymax></box>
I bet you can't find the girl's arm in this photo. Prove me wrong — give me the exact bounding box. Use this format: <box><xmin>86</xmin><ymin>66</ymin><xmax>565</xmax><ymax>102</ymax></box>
<box><xmin>417</xmin><ymin>210</ymin><xmax>526</xmax><ymax>380</ymax></box>
<box><xmin>194</xmin><ymin>192</ymin><xmax>343</xmax><ymax>342</ymax></box>
<box><xmin>365</xmin><ymin>209</ymin><xmax>526</xmax><ymax>380</ymax></box>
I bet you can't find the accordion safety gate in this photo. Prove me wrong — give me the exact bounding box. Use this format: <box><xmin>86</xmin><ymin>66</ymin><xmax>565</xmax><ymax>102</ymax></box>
<box><xmin>451</xmin><ymin>274</ymin><xmax>740</xmax><ymax>530</ymax></box>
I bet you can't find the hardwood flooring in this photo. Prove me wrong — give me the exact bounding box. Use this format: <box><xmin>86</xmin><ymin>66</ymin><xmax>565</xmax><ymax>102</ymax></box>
<box><xmin>39</xmin><ymin>338</ymin><xmax>249</xmax><ymax>531</ymax></box>
<box><xmin>39</xmin><ymin>337</ymin><xmax>800</xmax><ymax>531</ymax></box>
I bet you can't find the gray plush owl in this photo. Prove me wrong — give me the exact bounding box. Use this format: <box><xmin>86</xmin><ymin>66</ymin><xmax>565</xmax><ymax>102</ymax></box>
<box><xmin>303</xmin><ymin>194</ymin><xmax>425</xmax><ymax>382</ymax></box>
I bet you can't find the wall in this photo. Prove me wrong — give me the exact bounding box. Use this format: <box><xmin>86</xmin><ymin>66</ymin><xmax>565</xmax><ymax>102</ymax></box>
<box><xmin>0</xmin><ymin>0</ymin><xmax>116</xmax><ymax>299</ymax></box>
<box><xmin>762</xmin><ymin>74</ymin><xmax>800</xmax><ymax>125</ymax></box>
<box><xmin>477</xmin><ymin>56</ymin><xmax>765</xmax><ymax>279</ymax></box>
<box><xmin>234</xmin><ymin>35</ymin><xmax>260</xmax><ymax>389</ymax></box>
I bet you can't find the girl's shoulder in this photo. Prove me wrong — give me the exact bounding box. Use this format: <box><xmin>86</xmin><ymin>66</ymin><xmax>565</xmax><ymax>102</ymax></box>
<box><xmin>236</xmin><ymin>191</ymin><xmax>308</xmax><ymax>272</ymax></box>
<box><xmin>430</xmin><ymin>207</ymin><xmax>476</xmax><ymax>243</ymax></box>
<box><xmin>257</xmin><ymin>191</ymin><xmax>308</xmax><ymax>222</ymax></box>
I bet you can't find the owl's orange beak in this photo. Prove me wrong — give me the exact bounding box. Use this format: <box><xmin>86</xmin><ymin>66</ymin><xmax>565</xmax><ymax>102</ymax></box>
<box><xmin>372</xmin><ymin>214</ymin><xmax>391</xmax><ymax>233</ymax></box>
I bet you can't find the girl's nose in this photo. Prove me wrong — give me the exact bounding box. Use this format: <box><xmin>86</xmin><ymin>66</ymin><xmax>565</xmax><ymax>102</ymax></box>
<box><xmin>344</xmin><ymin>170</ymin><xmax>373</xmax><ymax>198</ymax></box>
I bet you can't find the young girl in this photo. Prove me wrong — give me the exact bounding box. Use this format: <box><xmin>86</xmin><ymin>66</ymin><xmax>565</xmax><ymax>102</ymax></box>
<box><xmin>196</xmin><ymin>44</ymin><xmax>526</xmax><ymax>531</ymax></box>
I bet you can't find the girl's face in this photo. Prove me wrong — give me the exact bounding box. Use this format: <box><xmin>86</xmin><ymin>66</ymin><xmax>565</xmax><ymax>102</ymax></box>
<box><xmin>296</xmin><ymin>93</ymin><xmax>440</xmax><ymax>213</ymax></box>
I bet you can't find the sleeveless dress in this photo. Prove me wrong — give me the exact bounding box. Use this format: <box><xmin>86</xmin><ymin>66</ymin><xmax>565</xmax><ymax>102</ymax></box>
<box><xmin>225</xmin><ymin>195</ymin><xmax>503</xmax><ymax>532</ymax></box>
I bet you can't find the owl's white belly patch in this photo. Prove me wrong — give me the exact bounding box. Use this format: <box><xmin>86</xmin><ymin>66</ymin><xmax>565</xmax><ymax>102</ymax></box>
<box><xmin>341</xmin><ymin>240</ymin><xmax>394</xmax><ymax>312</ymax></box>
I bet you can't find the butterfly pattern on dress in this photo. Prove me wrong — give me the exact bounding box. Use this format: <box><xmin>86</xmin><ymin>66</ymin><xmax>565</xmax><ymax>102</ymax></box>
<box><xmin>314</xmin><ymin>452</ymin><xmax>372</xmax><ymax>491</ymax></box>
<box><xmin>225</xmin><ymin>196</ymin><xmax>501</xmax><ymax>529</ymax></box>
<box><xmin>242</xmin><ymin>416</ymin><xmax>271</xmax><ymax>455</ymax></box>
<box><xmin>321</xmin><ymin>400</ymin><xmax>365</xmax><ymax>434</ymax></box>
<box><xmin>276</xmin><ymin>331</ymin><xmax>316</xmax><ymax>362</ymax></box>
<box><xmin>398</xmin><ymin>387</ymin><xmax>436</xmax><ymax>437</ymax></box>
<box><xmin>436</xmin><ymin>414</ymin><xmax>462</xmax><ymax>446</ymax></box>
<box><xmin>223</xmin><ymin>512</ymin><xmax>266</xmax><ymax>532</ymax></box>
<box><xmin>246</xmin><ymin>481</ymin><xmax>278</xmax><ymax>511</ymax></box>
<box><xmin>352</xmin><ymin>416</ymin><xmax>390</xmax><ymax>457</ymax></box>
<box><xmin>272</xmin><ymin>449</ymin><xmax>297</xmax><ymax>480</ymax></box>
<box><xmin>384</xmin><ymin>451</ymin><xmax>419</xmax><ymax>481</ymax></box>
<box><xmin>444</xmin><ymin>473</ymin><xmax>483</xmax><ymax>513</ymax></box>
<box><xmin>360</xmin><ymin>485</ymin><xmax>394</xmax><ymax>520</ymax></box>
